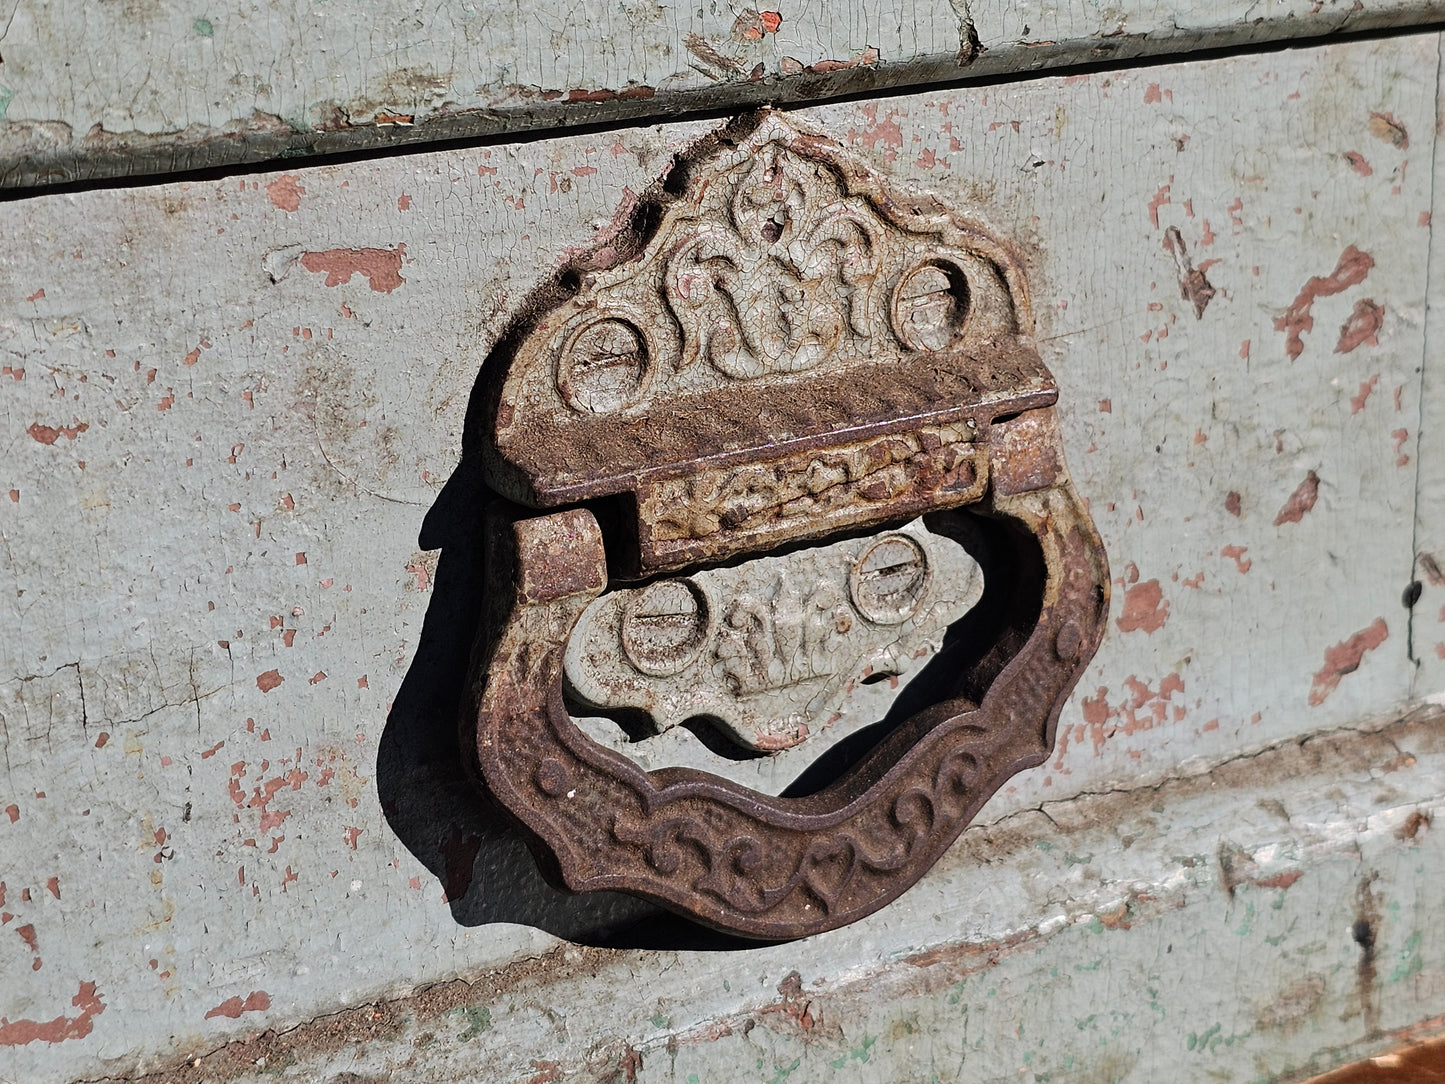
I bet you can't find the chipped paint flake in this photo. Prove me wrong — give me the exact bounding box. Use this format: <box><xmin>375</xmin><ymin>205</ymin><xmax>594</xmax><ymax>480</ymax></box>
<box><xmin>1274</xmin><ymin>247</ymin><xmax>1374</xmax><ymax>360</ymax></box>
<box><xmin>299</xmin><ymin>246</ymin><xmax>407</xmax><ymax>292</ymax></box>
<box><xmin>204</xmin><ymin>991</ymin><xmax>271</xmax><ymax>1020</ymax></box>
<box><xmin>1309</xmin><ymin>619</ymin><xmax>1388</xmax><ymax>706</ymax></box>
<box><xmin>0</xmin><ymin>983</ymin><xmax>105</xmax><ymax>1046</ymax></box>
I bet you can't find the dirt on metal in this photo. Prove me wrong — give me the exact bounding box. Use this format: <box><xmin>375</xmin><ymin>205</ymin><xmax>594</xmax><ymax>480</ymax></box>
<box><xmin>467</xmin><ymin>111</ymin><xmax>1110</xmax><ymax>939</ymax></box>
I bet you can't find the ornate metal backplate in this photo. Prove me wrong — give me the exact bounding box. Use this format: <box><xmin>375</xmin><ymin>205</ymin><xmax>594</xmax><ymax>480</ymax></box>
<box><xmin>468</xmin><ymin>112</ymin><xmax>1110</xmax><ymax>940</ymax></box>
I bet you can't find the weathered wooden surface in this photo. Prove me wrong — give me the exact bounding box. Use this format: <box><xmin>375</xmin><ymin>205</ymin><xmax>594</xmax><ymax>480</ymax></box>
<box><xmin>0</xmin><ymin>0</ymin><xmax>1442</xmax><ymax>188</ymax></box>
<box><xmin>1</xmin><ymin>32</ymin><xmax>1441</xmax><ymax>1083</ymax></box>
<box><xmin>1411</xmin><ymin>48</ymin><xmax>1445</xmax><ymax>704</ymax></box>
<box><xmin>82</xmin><ymin>712</ymin><xmax>1445</xmax><ymax>1084</ymax></box>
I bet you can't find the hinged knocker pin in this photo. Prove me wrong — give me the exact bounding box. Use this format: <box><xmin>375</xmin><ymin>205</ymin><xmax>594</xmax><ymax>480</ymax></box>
<box><xmin>468</xmin><ymin>111</ymin><xmax>1109</xmax><ymax>940</ymax></box>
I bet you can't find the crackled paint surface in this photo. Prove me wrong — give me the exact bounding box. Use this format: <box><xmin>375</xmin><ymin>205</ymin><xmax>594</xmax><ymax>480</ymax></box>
<box><xmin>1411</xmin><ymin>58</ymin><xmax>1445</xmax><ymax>701</ymax></box>
<box><xmin>1</xmin><ymin>1</ymin><xmax>1444</xmax><ymax>186</ymax></box>
<box><xmin>0</xmin><ymin>33</ymin><xmax>1443</xmax><ymax>1084</ymax></box>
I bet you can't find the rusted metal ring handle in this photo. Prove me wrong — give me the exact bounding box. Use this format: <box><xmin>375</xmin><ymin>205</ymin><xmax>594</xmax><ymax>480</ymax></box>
<box><xmin>468</xmin><ymin>113</ymin><xmax>1110</xmax><ymax>938</ymax></box>
<box><xmin>471</xmin><ymin>439</ymin><xmax>1108</xmax><ymax>940</ymax></box>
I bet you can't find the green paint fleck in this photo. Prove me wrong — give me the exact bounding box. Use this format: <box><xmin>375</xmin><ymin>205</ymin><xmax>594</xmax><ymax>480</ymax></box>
<box><xmin>1076</xmin><ymin>1013</ymin><xmax>1097</xmax><ymax>1031</ymax></box>
<box><xmin>194</xmin><ymin>17</ymin><xmax>213</xmax><ymax>35</ymax></box>
<box><xmin>947</xmin><ymin>980</ymin><xmax>967</xmax><ymax>1005</ymax></box>
<box><xmin>453</xmin><ymin>1004</ymin><xmax>491</xmax><ymax>1041</ymax></box>
<box><xmin>1063</xmin><ymin>851</ymin><xmax>1093</xmax><ymax>866</ymax></box>
<box><xmin>688</xmin><ymin>1076</ymin><xmax>701</xmax><ymax>1084</ymax></box>
<box><xmin>1147</xmin><ymin>995</ymin><xmax>1166</xmax><ymax>1020</ymax></box>
<box><xmin>1265</xmin><ymin>916</ymin><xmax>1299</xmax><ymax>947</ymax></box>
<box><xmin>828</xmin><ymin>1056</ymin><xmax>846</xmax><ymax>1070</ymax></box>
<box><xmin>651</xmin><ymin>1011</ymin><xmax>670</xmax><ymax>1029</ymax></box>
<box><xmin>850</xmin><ymin>1036</ymin><xmax>877</xmax><ymax>1063</ymax></box>
<box><xmin>1188</xmin><ymin>1023</ymin><xmax>1222</xmax><ymax>1053</ymax></box>
<box><xmin>0</xmin><ymin>86</ymin><xmax>13</xmax><ymax>120</ymax></box>
<box><xmin>1235</xmin><ymin>901</ymin><xmax>1255</xmax><ymax>938</ymax></box>
<box><xmin>1033</xmin><ymin>840</ymin><xmax>1055</xmax><ymax>852</ymax></box>
<box><xmin>1074</xmin><ymin>959</ymin><xmax>1102</xmax><ymax>973</ymax></box>
<box><xmin>1390</xmin><ymin>931</ymin><xmax>1424</xmax><ymax>983</ymax></box>
<box><xmin>767</xmin><ymin>1058</ymin><xmax>801</xmax><ymax>1083</ymax></box>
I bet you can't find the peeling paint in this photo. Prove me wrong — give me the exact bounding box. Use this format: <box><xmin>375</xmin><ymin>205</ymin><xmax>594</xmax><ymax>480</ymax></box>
<box><xmin>1309</xmin><ymin>619</ymin><xmax>1389</xmax><ymax>706</ymax></box>
<box><xmin>1337</xmin><ymin>299</ymin><xmax>1385</xmax><ymax>354</ymax></box>
<box><xmin>205</xmin><ymin>992</ymin><xmax>271</xmax><ymax>1021</ymax></box>
<box><xmin>1116</xmin><ymin>578</ymin><xmax>1169</xmax><ymax>635</ymax></box>
<box><xmin>1275</xmin><ymin>471</ymin><xmax>1321</xmax><ymax>526</ymax></box>
<box><xmin>265</xmin><ymin>176</ymin><xmax>306</xmax><ymax>212</ymax></box>
<box><xmin>299</xmin><ymin>246</ymin><xmax>407</xmax><ymax>293</ymax></box>
<box><xmin>1275</xmin><ymin>246</ymin><xmax>1374</xmax><ymax>360</ymax></box>
<box><xmin>1368</xmin><ymin>111</ymin><xmax>1410</xmax><ymax>150</ymax></box>
<box><xmin>0</xmin><ymin>983</ymin><xmax>105</xmax><ymax>1047</ymax></box>
<box><xmin>26</xmin><ymin>420</ymin><xmax>88</xmax><ymax>445</ymax></box>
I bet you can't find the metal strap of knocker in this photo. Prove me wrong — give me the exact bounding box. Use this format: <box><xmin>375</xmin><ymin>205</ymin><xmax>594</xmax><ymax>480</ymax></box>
<box><xmin>469</xmin><ymin>112</ymin><xmax>1110</xmax><ymax>940</ymax></box>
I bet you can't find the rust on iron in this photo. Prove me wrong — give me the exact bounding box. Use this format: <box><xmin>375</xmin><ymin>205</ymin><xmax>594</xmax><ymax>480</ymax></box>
<box><xmin>988</xmin><ymin>409</ymin><xmax>1064</xmax><ymax>497</ymax></box>
<box><xmin>510</xmin><ymin>508</ymin><xmax>609</xmax><ymax>605</ymax></box>
<box><xmin>632</xmin><ymin>420</ymin><xmax>989</xmax><ymax>574</ymax></box>
<box><xmin>468</xmin><ymin>110</ymin><xmax>1110</xmax><ymax>939</ymax></box>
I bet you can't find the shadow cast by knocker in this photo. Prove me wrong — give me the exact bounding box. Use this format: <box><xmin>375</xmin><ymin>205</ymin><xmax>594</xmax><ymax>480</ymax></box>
<box><xmin>375</xmin><ymin>444</ymin><xmax>765</xmax><ymax>950</ymax></box>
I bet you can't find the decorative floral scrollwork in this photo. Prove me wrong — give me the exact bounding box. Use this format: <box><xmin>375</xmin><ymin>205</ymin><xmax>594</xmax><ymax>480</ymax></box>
<box><xmin>473</xmin><ymin>113</ymin><xmax>1110</xmax><ymax>940</ymax></box>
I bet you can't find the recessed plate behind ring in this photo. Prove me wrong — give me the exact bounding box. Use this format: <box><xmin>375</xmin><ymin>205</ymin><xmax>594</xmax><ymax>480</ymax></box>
<box><xmin>565</xmin><ymin>518</ymin><xmax>983</xmax><ymax>753</ymax></box>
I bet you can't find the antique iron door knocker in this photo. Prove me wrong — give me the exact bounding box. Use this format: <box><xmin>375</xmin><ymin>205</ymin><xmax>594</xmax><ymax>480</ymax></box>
<box><xmin>468</xmin><ymin>112</ymin><xmax>1109</xmax><ymax>940</ymax></box>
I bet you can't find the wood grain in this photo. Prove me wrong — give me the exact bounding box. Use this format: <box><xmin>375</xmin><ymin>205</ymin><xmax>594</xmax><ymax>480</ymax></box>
<box><xmin>1</xmin><ymin>0</ymin><xmax>1443</xmax><ymax>187</ymax></box>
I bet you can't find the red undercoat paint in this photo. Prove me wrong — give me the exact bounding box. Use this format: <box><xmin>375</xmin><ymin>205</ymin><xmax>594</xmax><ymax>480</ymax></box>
<box><xmin>300</xmin><ymin>246</ymin><xmax>407</xmax><ymax>293</ymax></box>
<box><xmin>0</xmin><ymin>983</ymin><xmax>105</xmax><ymax>1046</ymax></box>
<box><xmin>1275</xmin><ymin>471</ymin><xmax>1321</xmax><ymax>526</ymax></box>
<box><xmin>1309</xmin><ymin>619</ymin><xmax>1389</xmax><ymax>706</ymax></box>
<box><xmin>204</xmin><ymin>991</ymin><xmax>271</xmax><ymax>1020</ymax></box>
<box><xmin>1275</xmin><ymin>247</ymin><xmax>1374</xmax><ymax>360</ymax></box>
